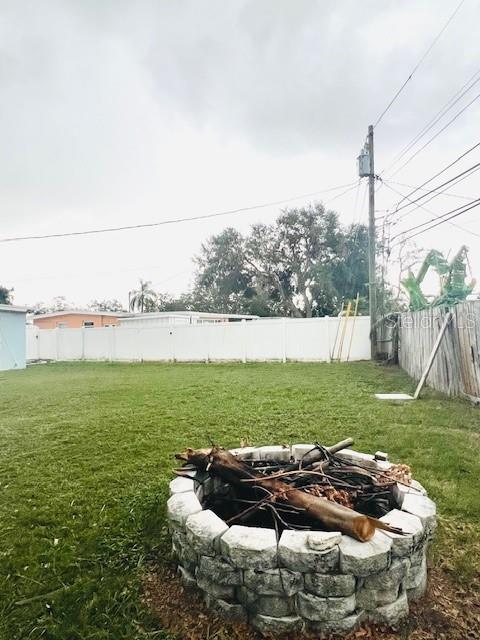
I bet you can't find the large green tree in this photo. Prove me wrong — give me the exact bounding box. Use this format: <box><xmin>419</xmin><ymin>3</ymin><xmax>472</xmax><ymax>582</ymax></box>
<box><xmin>245</xmin><ymin>205</ymin><xmax>346</xmax><ymax>317</ymax></box>
<box><xmin>155</xmin><ymin>292</ymin><xmax>197</xmax><ymax>312</ymax></box>
<box><xmin>192</xmin><ymin>203</ymin><xmax>369</xmax><ymax>317</ymax></box>
<box><xmin>193</xmin><ymin>229</ymin><xmax>252</xmax><ymax>313</ymax></box>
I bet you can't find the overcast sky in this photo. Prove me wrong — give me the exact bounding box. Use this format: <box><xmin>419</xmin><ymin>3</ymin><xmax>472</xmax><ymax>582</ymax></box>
<box><xmin>1</xmin><ymin>0</ymin><xmax>479</xmax><ymax>308</ymax></box>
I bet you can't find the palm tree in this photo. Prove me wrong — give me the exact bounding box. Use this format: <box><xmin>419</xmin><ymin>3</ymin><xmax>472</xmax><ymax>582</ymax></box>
<box><xmin>129</xmin><ymin>280</ymin><xmax>157</xmax><ymax>313</ymax></box>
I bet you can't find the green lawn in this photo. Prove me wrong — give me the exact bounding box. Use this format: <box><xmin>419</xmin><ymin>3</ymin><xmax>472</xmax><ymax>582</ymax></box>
<box><xmin>0</xmin><ymin>361</ymin><xmax>478</xmax><ymax>639</ymax></box>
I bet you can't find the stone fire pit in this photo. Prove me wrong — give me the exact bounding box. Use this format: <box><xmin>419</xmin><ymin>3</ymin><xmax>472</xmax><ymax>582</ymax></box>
<box><xmin>167</xmin><ymin>445</ymin><xmax>436</xmax><ymax>635</ymax></box>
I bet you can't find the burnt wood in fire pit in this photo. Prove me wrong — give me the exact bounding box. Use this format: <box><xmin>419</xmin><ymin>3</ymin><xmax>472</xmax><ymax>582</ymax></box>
<box><xmin>175</xmin><ymin>442</ymin><xmax>406</xmax><ymax>542</ymax></box>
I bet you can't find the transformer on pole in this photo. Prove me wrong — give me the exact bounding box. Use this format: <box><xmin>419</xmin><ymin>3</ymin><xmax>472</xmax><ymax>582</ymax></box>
<box><xmin>357</xmin><ymin>145</ymin><xmax>370</xmax><ymax>178</ymax></box>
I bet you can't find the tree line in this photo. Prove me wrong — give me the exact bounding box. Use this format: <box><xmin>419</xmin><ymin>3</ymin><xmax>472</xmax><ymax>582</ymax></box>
<box><xmin>130</xmin><ymin>203</ymin><xmax>371</xmax><ymax>317</ymax></box>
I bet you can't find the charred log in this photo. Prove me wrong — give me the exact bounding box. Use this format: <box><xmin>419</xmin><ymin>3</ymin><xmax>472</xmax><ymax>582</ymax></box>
<box><xmin>176</xmin><ymin>445</ymin><xmax>404</xmax><ymax>543</ymax></box>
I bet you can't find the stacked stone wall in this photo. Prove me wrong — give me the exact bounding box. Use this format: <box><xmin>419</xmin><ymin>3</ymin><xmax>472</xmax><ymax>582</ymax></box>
<box><xmin>167</xmin><ymin>445</ymin><xmax>435</xmax><ymax>634</ymax></box>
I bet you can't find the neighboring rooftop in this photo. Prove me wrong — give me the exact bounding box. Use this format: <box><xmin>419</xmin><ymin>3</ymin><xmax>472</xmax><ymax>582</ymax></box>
<box><xmin>119</xmin><ymin>311</ymin><xmax>259</xmax><ymax>323</ymax></box>
<box><xmin>32</xmin><ymin>310</ymin><xmax>127</xmax><ymax>319</ymax></box>
<box><xmin>0</xmin><ymin>304</ymin><xmax>28</xmax><ymax>314</ymax></box>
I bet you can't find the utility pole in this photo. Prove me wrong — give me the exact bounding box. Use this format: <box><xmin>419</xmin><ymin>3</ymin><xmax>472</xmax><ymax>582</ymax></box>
<box><xmin>357</xmin><ymin>125</ymin><xmax>377</xmax><ymax>359</ymax></box>
<box><xmin>367</xmin><ymin>124</ymin><xmax>377</xmax><ymax>359</ymax></box>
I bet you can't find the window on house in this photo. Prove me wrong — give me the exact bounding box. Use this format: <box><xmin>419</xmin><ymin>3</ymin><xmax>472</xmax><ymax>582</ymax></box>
<box><xmin>83</xmin><ymin>321</ymin><xmax>95</xmax><ymax>328</ymax></box>
<box><xmin>57</xmin><ymin>322</ymin><xmax>67</xmax><ymax>328</ymax></box>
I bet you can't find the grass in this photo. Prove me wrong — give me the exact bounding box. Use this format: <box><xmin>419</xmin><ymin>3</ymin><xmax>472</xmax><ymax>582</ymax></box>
<box><xmin>0</xmin><ymin>361</ymin><xmax>478</xmax><ymax>639</ymax></box>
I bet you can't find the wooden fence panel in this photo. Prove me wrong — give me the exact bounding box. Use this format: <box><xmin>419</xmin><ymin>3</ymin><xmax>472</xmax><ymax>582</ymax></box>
<box><xmin>455</xmin><ymin>302</ymin><xmax>480</xmax><ymax>398</ymax></box>
<box><xmin>397</xmin><ymin>301</ymin><xmax>480</xmax><ymax>398</ymax></box>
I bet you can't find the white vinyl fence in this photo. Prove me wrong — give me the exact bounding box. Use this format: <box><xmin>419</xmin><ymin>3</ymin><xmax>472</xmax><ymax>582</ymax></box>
<box><xmin>27</xmin><ymin>317</ymin><xmax>371</xmax><ymax>363</ymax></box>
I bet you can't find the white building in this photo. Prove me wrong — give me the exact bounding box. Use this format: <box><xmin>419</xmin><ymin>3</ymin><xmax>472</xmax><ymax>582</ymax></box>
<box><xmin>117</xmin><ymin>311</ymin><xmax>258</xmax><ymax>328</ymax></box>
<box><xmin>0</xmin><ymin>304</ymin><xmax>27</xmax><ymax>371</ymax></box>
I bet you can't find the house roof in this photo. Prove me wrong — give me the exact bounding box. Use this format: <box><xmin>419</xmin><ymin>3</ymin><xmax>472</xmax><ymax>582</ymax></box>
<box><xmin>32</xmin><ymin>310</ymin><xmax>126</xmax><ymax>320</ymax></box>
<box><xmin>119</xmin><ymin>311</ymin><xmax>259</xmax><ymax>322</ymax></box>
<box><xmin>0</xmin><ymin>304</ymin><xmax>28</xmax><ymax>314</ymax></box>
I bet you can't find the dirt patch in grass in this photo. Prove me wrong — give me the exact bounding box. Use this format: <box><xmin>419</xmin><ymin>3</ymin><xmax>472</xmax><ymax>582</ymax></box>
<box><xmin>144</xmin><ymin>564</ymin><xmax>480</xmax><ymax>640</ymax></box>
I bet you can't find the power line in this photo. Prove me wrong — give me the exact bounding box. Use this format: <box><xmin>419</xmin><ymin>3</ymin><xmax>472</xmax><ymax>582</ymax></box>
<box><xmin>323</xmin><ymin>182</ymin><xmax>360</xmax><ymax>205</ymax></box>
<box><xmin>352</xmin><ymin>180</ymin><xmax>369</xmax><ymax>246</ymax></box>
<box><xmin>380</xmin><ymin>177</ymin><xmax>480</xmax><ymax>277</ymax></box>
<box><xmin>386</xmin><ymin>141</ymin><xmax>480</xmax><ymax>210</ymax></box>
<box><xmin>389</xmin><ymin>89</ymin><xmax>480</xmax><ymax>177</ymax></box>
<box><xmin>386</xmin><ymin>178</ymin><xmax>473</xmax><ymax>201</ymax></box>
<box><xmin>392</xmin><ymin>199</ymin><xmax>480</xmax><ymax>246</ymax></box>
<box><xmin>390</xmin><ymin>160</ymin><xmax>480</xmax><ymax>217</ymax></box>
<box><xmin>390</xmin><ymin>197</ymin><xmax>480</xmax><ymax>245</ymax></box>
<box><xmin>0</xmin><ymin>182</ymin><xmax>357</xmax><ymax>244</ymax></box>
<box><xmin>381</xmin><ymin>67</ymin><xmax>480</xmax><ymax>174</ymax></box>
<box><xmin>373</xmin><ymin>0</ymin><xmax>466</xmax><ymax>128</ymax></box>
<box><xmin>392</xmin><ymin>163</ymin><xmax>480</xmax><ymax>225</ymax></box>
<box><xmin>351</xmin><ymin>179</ymin><xmax>362</xmax><ymax>224</ymax></box>
<box><xmin>382</xmin><ymin>180</ymin><xmax>480</xmax><ymax>239</ymax></box>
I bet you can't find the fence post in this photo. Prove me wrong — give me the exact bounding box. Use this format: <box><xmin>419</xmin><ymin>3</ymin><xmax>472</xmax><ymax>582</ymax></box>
<box><xmin>205</xmin><ymin>325</ymin><xmax>209</xmax><ymax>364</ymax></box>
<box><xmin>242</xmin><ymin>319</ymin><xmax>247</xmax><ymax>363</ymax></box>
<box><xmin>109</xmin><ymin>326</ymin><xmax>115</xmax><ymax>362</ymax></box>
<box><xmin>33</xmin><ymin>327</ymin><xmax>39</xmax><ymax>361</ymax></box>
<box><xmin>325</xmin><ymin>316</ymin><xmax>331</xmax><ymax>362</ymax></box>
<box><xmin>81</xmin><ymin>328</ymin><xmax>85</xmax><ymax>360</ymax></box>
<box><xmin>282</xmin><ymin>317</ymin><xmax>287</xmax><ymax>363</ymax></box>
<box><xmin>55</xmin><ymin>328</ymin><xmax>60</xmax><ymax>361</ymax></box>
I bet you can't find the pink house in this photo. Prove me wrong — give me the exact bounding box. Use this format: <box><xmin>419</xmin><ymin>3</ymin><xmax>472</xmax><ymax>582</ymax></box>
<box><xmin>33</xmin><ymin>310</ymin><xmax>124</xmax><ymax>330</ymax></box>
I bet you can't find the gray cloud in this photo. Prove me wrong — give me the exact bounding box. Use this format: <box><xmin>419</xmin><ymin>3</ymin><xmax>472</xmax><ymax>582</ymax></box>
<box><xmin>140</xmin><ymin>0</ymin><xmax>477</xmax><ymax>151</ymax></box>
<box><xmin>1</xmin><ymin>0</ymin><xmax>477</xmax><ymax>206</ymax></box>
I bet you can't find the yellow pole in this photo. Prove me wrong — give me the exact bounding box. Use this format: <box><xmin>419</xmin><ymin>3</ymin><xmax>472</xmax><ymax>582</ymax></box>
<box><xmin>330</xmin><ymin>302</ymin><xmax>344</xmax><ymax>361</ymax></box>
<box><xmin>346</xmin><ymin>293</ymin><xmax>360</xmax><ymax>362</ymax></box>
<box><xmin>337</xmin><ymin>301</ymin><xmax>352</xmax><ymax>361</ymax></box>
